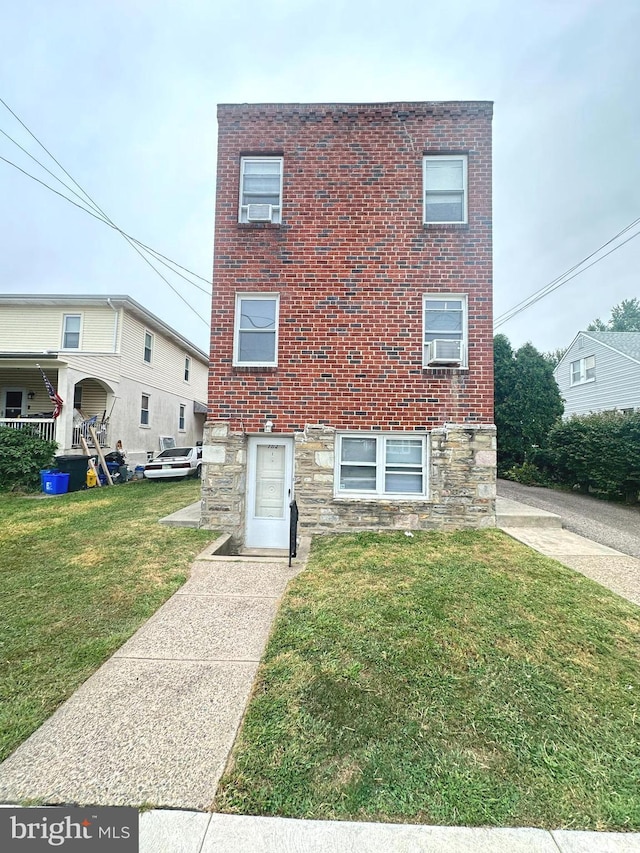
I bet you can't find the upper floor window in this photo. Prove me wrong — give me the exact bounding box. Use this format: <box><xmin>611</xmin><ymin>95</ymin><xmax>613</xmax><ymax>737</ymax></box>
<box><xmin>144</xmin><ymin>331</ymin><xmax>153</xmax><ymax>364</ymax></box>
<box><xmin>184</xmin><ymin>356</ymin><xmax>191</xmax><ymax>382</ymax></box>
<box><xmin>62</xmin><ymin>314</ymin><xmax>82</xmax><ymax>349</ymax></box>
<box><xmin>570</xmin><ymin>355</ymin><xmax>595</xmax><ymax>385</ymax></box>
<box><xmin>423</xmin><ymin>295</ymin><xmax>467</xmax><ymax>368</ymax></box>
<box><xmin>423</xmin><ymin>155</ymin><xmax>468</xmax><ymax>224</ymax></box>
<box><xmin>239</xmin><ymin>157</ymin><xmax>283</xmax><ymax>224</ymax></box>
<box><xmin>233</xmin><ymin>294</ymin><xmax>279</xmax><ymax>367</ymax></box>
<box><xmin>336</xmin><ymin>433</ymin><xmax>427</xmax><ymax>498</ymax></box>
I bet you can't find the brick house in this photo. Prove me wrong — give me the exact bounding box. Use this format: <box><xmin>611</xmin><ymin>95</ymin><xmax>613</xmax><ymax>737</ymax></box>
<box><xmin>202</xmin><ymin>101</ymin><xmax>496</xmax><ymax>549</ymax></box>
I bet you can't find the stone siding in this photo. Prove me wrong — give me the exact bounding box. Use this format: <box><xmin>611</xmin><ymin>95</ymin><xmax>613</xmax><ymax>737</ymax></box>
<box><xmin>201</xmin><ymin>421</ymin><xmax>496</xmax><ymax>543</ymax></box>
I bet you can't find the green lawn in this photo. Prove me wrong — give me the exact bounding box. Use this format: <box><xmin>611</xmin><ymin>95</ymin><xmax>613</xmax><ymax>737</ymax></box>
<box><xmin>216</xmin><ymin>529</ymin><xmax>640</xmax><ymax>830</ymax></box>
<box><xmin>0</xmin><ymin>479</ymin><xmax>212</xmax><ymax>761</ymax></box>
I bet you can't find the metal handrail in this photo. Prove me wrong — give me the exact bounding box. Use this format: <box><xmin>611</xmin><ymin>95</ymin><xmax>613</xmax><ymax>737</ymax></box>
<box><xmin>289</xmin><ymin>499</ymin><xmax>298</xmax><ymax>568</ymax></box>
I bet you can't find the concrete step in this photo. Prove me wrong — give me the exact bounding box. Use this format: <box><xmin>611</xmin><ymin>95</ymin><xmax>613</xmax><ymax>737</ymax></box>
<box><xmin>496</xmin><ymin>497</ymin><xmax>562</xmax><ymax>529</ymax></box>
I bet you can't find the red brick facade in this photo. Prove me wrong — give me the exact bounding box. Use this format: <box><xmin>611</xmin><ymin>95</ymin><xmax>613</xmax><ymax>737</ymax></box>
<box><xmin>209</xmin><ymin>101</ymin><xmax>493</xmax><ymax>432</ymax></box>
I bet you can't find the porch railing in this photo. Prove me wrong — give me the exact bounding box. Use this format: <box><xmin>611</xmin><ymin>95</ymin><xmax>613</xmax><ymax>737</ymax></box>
<box><xmin>0</xmin><ymin>418</ymin><xmax>56</xmax><ymax>442</ymax></box>
<box><xmin>72</xmin><ymin>421</ymin><xmax>109</xmax><ymax>449</ymax></box>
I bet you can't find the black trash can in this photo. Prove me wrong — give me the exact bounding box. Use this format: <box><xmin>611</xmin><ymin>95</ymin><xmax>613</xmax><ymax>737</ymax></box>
<box><xmin>55</xmin><ymin>455</ymin><xmax>90</xmax><ymax>492</ymax></box>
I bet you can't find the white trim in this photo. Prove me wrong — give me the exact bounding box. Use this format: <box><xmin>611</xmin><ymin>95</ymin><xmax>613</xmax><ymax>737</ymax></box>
<box><xmin>423</xmin><ymin>294</ymin><xmax>468</xmax><ymax>369</ymax></box>
<box><xmin>423</xmin><ymin>154</ymin><xmax>468</xmax><ymax>225</ymax></box>
<box><xmin>143</xmin><ymin>329</ymin><xmax>154</xmax><ymax>364</ymax></box>
<box><xmin>233</xmin><ymin>293</ymin><xmax>280</xmax><ymax>367</ymax></box>
<box><xmin>334</xmin><ymin>432</ymin><xmax>429</xmax><ymax>499</ymax></box>
<box><xmin>61</xmin><ymin>313</ymin><xmax>82</xmax><ymax>350</ymax></box>
<box><xmin>246</xmin><ymin>436</ymin><xmax>294</xmax><ymax>548</ymax></box>
<box><xmin>239</xmin><ymin>156</ymin><xmax>283</xmax><ymax>224</ymax></box>
<box><xmin>184</xmin><ymin>355</ymin><xmax>191</xmax><ymax>382</ymax></box>
<box><xmin>570</xmin><ymin>354</ymin><xmax>596</xmax><ymax>386</ymax></box>
<box><xmin>140</xmin><ymin>393</ymin><xmax>150</xmax><ymax>426</ymax></box>
<box><xmin>178</xmin><ymin>403</ymin><xmax>186</xmax><ymax>432</ymax></box>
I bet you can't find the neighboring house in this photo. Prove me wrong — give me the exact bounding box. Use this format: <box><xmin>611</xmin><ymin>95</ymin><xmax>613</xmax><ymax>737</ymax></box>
<box><xmin>0</xmin><ymin>295</ymin><xmax>208</xmax><ymax>467</ymax></box>
<box><xmin>554</xmin><ymin>331</ymin><xmax>640</xmax><ymax>418</ymax></box>
<box><xmin>203</xmin><ymin>101</ymin><xmax>496</xmax><ymax>549</ymax></box>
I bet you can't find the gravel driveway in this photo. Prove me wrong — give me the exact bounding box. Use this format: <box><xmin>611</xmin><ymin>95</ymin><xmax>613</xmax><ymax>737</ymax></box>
<box><xmin>497</xmin><ymin>479</ymin><xmax>640</xmax><ymax>558</ymax></box>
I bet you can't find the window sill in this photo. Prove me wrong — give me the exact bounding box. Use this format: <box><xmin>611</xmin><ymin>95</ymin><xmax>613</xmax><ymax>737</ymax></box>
<box><xmin>570</xmin><ymin>378</ymin><xmax>596</xmax><ymax>387</ymax></box>
<box><xmin>139</xmin><ymin>424</ymin><xmax>151</xmax><ymax>429</ymax></box>
<box><xmin>423</xmin><ymin>365</ymin><xmax>469</xmax><ymax>372</ymax></box>
<box><xmin>237</xmin><ymin>222</ymin><xmax>282</xmax><ymax>229</ymax></box>
<box><xmin>333</xmin><ymin>494</ymin><xmax>429</xmax><ymax>503</ymax></box>
<box><xmin>232</xmin><ymin>364</ymin><xmax>278</xmax><ymax>371</ymax></box>
<box><xmin>423</xmin><ymin>222</ymin><xmax>469</xmax><ymax>229</ymax></box>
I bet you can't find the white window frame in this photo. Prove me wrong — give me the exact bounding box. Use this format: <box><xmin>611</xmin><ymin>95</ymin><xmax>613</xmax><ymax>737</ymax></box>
<box><xmin>423</xmin><ymin>294</ymin><xmax>468</xmax><ymax>368</ymax></box>
<box><xmin>335</xmin><ymin>433</ymin><xmax>429</xmax><ymax>499</ymax></box>
<box><xmin>233</xmin><ymin>293</ymin><xmax>280</xmax><ymax>367</ymax></box>
<box><xmin>178</xmin><ymin>403</ymin><xmax>186</xmax><ymax>432</ymax></box>
<box><xmin>570</xmin><ymin>355</ymin><xmax>596</xmax><ymax>386</ymax></box>
<box><xmin>239</xmin><ymin>156</ymin><xmax>283</xmax><ymax>224</ymax></box>
<box><xmin>184</xmin><ymin>356</ymin><xmax>191</xmax><ymax>382</ymax></box>
<box><xmin>143</xmin><ymin>331</ymin><xmax>153</xmax><ymax>364</ymax></box>
<box><xmin>61</xmin><ymin>314</ymin><xmax>82</xmax><ymax>350</ymax></box>
<box><xmin>423</xmin><ymin>154</ymin><xmax>468</xmax><ymax>225</ymax></box>
<box><xmin>140</xmin><ymin>394</ymin><xmax>150</xmax><ymax>426</ymax></box>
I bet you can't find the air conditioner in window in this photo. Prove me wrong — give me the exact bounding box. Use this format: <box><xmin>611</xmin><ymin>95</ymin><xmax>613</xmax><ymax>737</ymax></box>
<box><xmin>427</xmin><ymin>339</ymin><xmax>464</xmax><ymax>366</ymax></box>
<box><xmin>246</xmin><ymin>203</ymin><xmax>273</xmax><ymax>222</ymax></box>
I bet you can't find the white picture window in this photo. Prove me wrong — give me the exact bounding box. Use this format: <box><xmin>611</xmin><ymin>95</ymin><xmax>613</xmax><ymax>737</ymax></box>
<box><xmin>570</xmin><ymin>355</ymin><xmax>595</xmax><ymax>385</ymax></box>
<box><xmin>144</xmin><ymin>331</ymin><xmax>153</xmax><ymax>364</ymax></box>
<box><xmin>423</xmin><ymin>295</ymin><xmax>467</xmax><ymax>367</ymax></box>
<box><xmin>239</xmin><ymin>157</ymin><xmax>283</xmax><ymax>224</ymax></box>
<box><xmin>336</xmin><ymin>434</ymin><xmax>427</xmax><ymax>498</ymax></box>
<box><xmin>179</xmin><ymin>404</ymin><xmax>186</xmax><ymax>431</ymax></box>
<box><xmin>423</xmin><ymin>155</ymin><xmax>468</xmax><ymax>224</ymax></box>
<box><xmin>233</xmin><ymin>294</ymin><xmax>279</xmax><ymax>366</ymax></box>
<box><xmin>62</xmin><ymin>314</ymin><xmax>82</xmax><ymax>349</ymax></box>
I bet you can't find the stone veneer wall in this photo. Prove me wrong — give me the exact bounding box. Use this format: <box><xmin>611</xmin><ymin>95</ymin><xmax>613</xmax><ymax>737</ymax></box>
<box><xmin>201</xmin><ymin>421</ymin><xmax>496</xmax><ymax>544</ymax></box>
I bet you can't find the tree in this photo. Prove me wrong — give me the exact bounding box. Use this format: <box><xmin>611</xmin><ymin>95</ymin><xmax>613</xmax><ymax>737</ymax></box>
<box><xmin>587</xmin><ymin>298</ymin><xmax>640</xmax><ymax>332</ymax></box>
<box><xmin>494</xmin><ymin>335</ymin><xmax>564</xmax><ymax>472</ymax></box>
<box><xmin>542</xmin><ymin>347</ymin><xmax>567</xmax><ymax>368</ymax></box>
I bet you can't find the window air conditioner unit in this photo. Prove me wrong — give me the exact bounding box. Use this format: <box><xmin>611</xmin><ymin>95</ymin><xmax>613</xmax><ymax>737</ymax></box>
<box><xmin>427</xmin><ymin>339</ymin><xmax>463</xmax><ymax>366</ymax></box>
<box><xmin>246</xmin><ymin>203</ymin><xmax>273</xmax><ymax>222</ymax></box>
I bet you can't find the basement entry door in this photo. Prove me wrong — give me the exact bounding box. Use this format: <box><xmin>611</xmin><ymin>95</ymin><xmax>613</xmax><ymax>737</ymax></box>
<box><xmin>246</xmin><ymin>436</ymin><xmax>294</xmax><ymax>548</ymax></box>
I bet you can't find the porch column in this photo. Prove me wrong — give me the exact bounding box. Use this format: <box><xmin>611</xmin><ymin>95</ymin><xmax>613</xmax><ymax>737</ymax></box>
<box><xmin>54</xmin><ymin>364</ymin><xmax>73</xmax><ymax>453</ymax></box>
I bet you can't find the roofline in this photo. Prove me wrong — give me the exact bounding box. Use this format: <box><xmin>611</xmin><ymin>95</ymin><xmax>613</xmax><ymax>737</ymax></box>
<box><xmin>555</xmin><ymin>331</ymin><xmax>640</xmax><ymax>373</ymax></box>
<box><xmin>0</xmin><ymin>294</ymin><xmax>210</xmax><ymax>363</ymax></box>
<box><xmin>217</xmin><ymin>100</ymin><xmax>493</xmax><ymax>118</ymax></box>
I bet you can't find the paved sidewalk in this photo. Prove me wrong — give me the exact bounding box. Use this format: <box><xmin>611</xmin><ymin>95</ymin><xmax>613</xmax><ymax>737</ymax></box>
<box><xmin>139</xmin><ymin>811</ymin><xmax>640</xmax><ymax>852</ymax></box>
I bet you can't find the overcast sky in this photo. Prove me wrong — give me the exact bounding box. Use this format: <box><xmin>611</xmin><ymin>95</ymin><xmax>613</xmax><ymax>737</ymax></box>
<box><xmin>1</xmin><ymin>0</ymin><xmax>638</xmax><ymax>356</ymax></box>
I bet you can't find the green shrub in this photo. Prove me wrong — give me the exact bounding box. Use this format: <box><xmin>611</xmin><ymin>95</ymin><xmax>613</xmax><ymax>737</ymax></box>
<box><xmin>546</xmin><ymin>411</ymin><xmax>640</xmax><ymax>503</ymax></box>
<box><xmin>502</xmin><ymin>461</ymin><xmax>549</xmax><ymax>486</ymax></box>
<box><xmin>0</xmin><ymin>426</ymin><xmax>58</xmax><ymax>492</ymax></box>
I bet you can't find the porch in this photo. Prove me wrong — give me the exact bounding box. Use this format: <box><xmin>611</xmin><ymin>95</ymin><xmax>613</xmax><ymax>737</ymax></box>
<box><xmin>0</xmin><ymin>364</ymin><xmax>114</xmax><ymax>453</ymax></box>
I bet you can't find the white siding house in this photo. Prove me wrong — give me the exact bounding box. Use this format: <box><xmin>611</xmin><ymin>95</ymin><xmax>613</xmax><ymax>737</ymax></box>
<box><xmin>0</xmin><ymin>295</ymin><xmax>209</xmax><ymax>467</ymax></box>
<box><xmin>554</xmin><ymin>331</ymin><xmax>640</xmax><ymax>417</ymax></box>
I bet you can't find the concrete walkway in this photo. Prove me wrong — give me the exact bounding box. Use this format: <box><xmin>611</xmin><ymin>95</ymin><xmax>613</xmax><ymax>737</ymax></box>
<box><xmin>0</xmin><ymin>541</ymin><xmax>307</xmax><ymax>809</ymax></box>
<box><xmin>1</xmin><ymin>498</ymin><xmax>639</xmax><ymax>851</ymax></box>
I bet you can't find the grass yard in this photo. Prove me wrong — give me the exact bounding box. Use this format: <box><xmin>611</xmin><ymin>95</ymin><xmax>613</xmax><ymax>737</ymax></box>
<box><xmin>0</xmin><ymin>479</ymin><xmax>212</xmax><ymax>761</ymax></box>
<box><xmin>216</xmin><ymin>529</ymin><xmax>640</xmax><ymax>830</ymax></box>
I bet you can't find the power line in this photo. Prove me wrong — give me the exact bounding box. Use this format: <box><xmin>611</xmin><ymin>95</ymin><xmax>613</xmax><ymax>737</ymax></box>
<box><xmin>0</xmin><ymin>125</ymin><xmax>212</xmax><ymax>286</ymax></box>
<box><xmin>0</xmin><ymin>97</ymin><xmax>211</xmax><ymax>326</ymax></box>
<box><xmin>0</xmin><ymin>152</ymin><xmax>213</xmax><ymax>302</ymax></box>
<box><xmin>494</xmin><ymin>217</ymin><xmax>640</xmax><ymax>329</ymax></box>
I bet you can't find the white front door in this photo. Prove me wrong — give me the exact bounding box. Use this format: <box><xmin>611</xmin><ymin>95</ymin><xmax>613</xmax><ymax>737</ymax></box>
<box><xmin>246</xmin><ymin>436</ymin><xmax>294</xmax><ymax>548</ymax></box>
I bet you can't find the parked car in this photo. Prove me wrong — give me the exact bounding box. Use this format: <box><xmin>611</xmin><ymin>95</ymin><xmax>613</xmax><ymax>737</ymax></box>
<box><xmin>143</xmin><ymin>446</ymin><xmax>202</xmax><ymax>480</ymax></box>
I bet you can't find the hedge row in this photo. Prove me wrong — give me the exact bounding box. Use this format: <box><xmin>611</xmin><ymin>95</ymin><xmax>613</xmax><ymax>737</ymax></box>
<box><xmin>532</xmin><ymin>411</ymin><xmax>640</xmax><ymax>503</ymax></box>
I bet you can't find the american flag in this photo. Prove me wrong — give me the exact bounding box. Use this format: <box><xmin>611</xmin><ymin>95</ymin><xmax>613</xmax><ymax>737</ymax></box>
<box><xmin>37</xmin><ymin>365</ymin><xmax>63</xmax><ymax>419</ymax></box>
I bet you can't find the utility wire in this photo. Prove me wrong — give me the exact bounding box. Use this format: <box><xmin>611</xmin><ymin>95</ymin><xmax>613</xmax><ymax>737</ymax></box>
<box><xmin>0</xmin><ymin>152</ymin><xmax>213</xmax><ymax>300</ymax></box>
<box><xmin>0</xmin><ymin>97</ymin><xmax>211</xmax><ymax>325</ymax></box>
<box><xmin>1</xmin><ymin>126</ymin><xmax>212</xmax><ymax>286</ymax></box>
<box><xmin>494</xmin><ymin>217</ymin><xmax>640</xmax><ymax>329</ymax></box>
